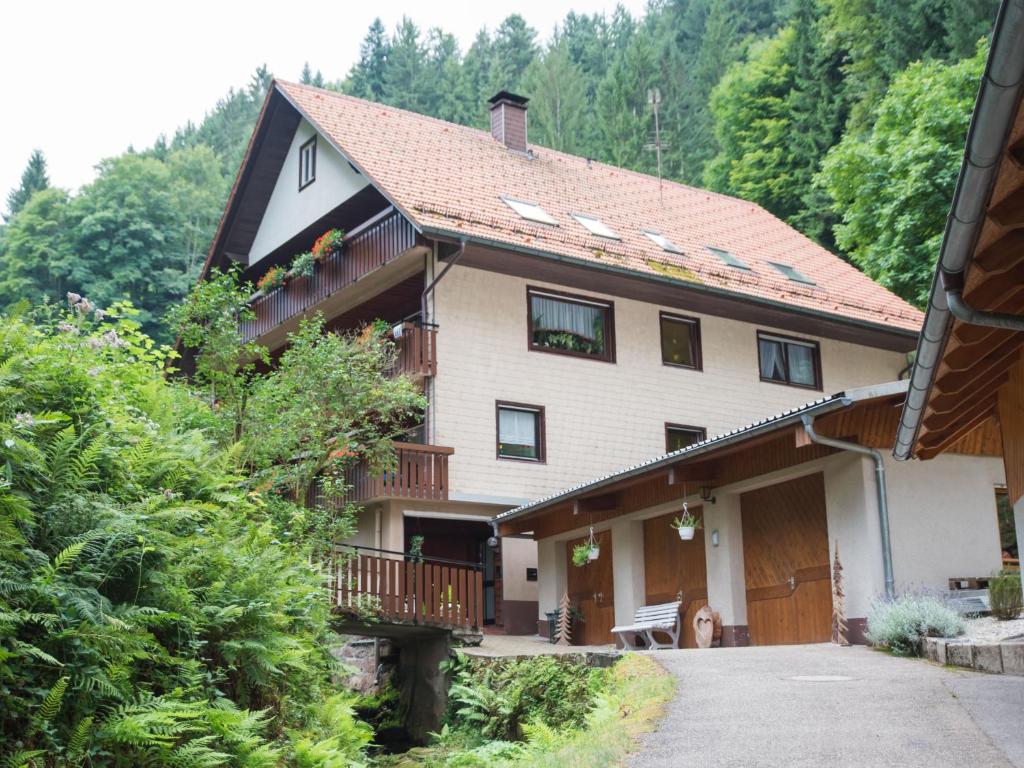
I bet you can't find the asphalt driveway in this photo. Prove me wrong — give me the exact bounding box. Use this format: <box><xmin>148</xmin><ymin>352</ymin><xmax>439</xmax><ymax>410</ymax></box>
<box><xmin>628</xmin><ymin>644</ymin><xmax>1024</xmax><ymax>768</ymax></box>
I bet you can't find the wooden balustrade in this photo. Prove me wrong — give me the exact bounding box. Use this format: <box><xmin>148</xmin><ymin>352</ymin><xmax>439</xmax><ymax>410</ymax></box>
<box><xmin>241</xmin><ymin>208</ymin><xmax>417</xmax><ymax>343</ymax></box>
<box><xmin>345</xmin><ymin>442</ymin><xmax>454</xmax><ymax>504</ymax></box>
<box><xmin>332</xmin><ymin>548</ymin><xmax>484</xmax><ymax>631</ymax></box>
<box><xmin>392</xmin><ymin>323</ymin><xmax>438</xmax><ymax>379</ymax></box>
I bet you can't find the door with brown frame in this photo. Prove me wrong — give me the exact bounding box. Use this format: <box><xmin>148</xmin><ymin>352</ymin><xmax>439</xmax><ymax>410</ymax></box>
<box><xmin>643</xmin><ymin>508</ymin><xmax>708</xmax><ymax>648</ymax></box>
<box><xmin>565</xmin><ymin>529</ymin><xmax>615</xmax><ymax>645</ymax></box>
<box><xmin>741</xmin><ymin>473</ymin><xmax>832</xmax><ymax>646</ymax></box>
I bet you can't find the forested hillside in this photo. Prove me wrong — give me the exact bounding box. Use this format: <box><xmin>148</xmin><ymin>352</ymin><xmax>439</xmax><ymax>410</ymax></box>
<box><xmin>0</xmin><ymin>0</ymin><xmax>998</xmax><ymax>339</ymax></box>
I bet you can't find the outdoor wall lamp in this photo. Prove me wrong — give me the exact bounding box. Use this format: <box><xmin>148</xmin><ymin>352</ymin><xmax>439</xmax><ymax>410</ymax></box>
<box><xmin>711</xmin><ymin>529</ymin><xmax>720</xmax><ymax>548</ymax></box>
<box><xmin>700</xmin><ymin>486</ymin><xmax>716</xmax><ymax>504</ymax></box>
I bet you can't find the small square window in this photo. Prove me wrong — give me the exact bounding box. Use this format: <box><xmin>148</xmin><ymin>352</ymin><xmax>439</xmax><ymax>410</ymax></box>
<box><xmin>757</xmin><ymin>332</ymin><xmax>821</xmax><ymax>390</ymax></box>
<box><xmin>705</xmin><ymin>245</ymin><xmax>750</xmax><ymax>270</ymax></box>
<box><xmin>666</xmin><ymin>424</ymin><xmax>707</xmax><ymax>453</ymax></box>
<box><xmin>659</xmin><ymin>312</ymin><xmax>702</xmax><ymax>370</ymax></box>
<box><xmin>501</xmin><ymin>196</ymin><xmax>558</xmax><ymax>225</ymax></box>
<box><xmin>299</xmin><ymin>136</ymin><xmax>317</xmax><ymax>190</ymax></box>
<box><xmin>497</xmin><ymin>402</ymin><xmax>545</xmax><ymax>461</ymax></box>
<box><xmin>642</xmin><ymin>229</ymin><xmax>684</xmax><ymax>255</ymax></box>
<box><xmin>768</xmin><ymin>262</ymin><xmax>815</xmax><ymax>285</ymax></box>
<box><xmin>571</xmin><ymin>213</ymin><xmax>620</xmax><ymax>239</ymax></box>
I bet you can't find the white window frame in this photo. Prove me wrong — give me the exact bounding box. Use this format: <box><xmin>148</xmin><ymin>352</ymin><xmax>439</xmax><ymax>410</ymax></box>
<box><xmin>299</xmin><ymin>135</ymin><xmax>317</xmax><ymax>190</ymax></box>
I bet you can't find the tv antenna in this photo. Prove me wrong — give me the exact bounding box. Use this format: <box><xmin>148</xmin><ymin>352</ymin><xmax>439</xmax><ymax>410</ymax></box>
<box><xmin>644</xmin><ymin>88</ymin><xmax>669</xmax><ymax>203</ymax></box>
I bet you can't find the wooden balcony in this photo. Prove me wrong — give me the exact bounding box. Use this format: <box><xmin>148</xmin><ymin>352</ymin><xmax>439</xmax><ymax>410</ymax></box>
<box><xmin>345</xmin><ymin>442</ymin><xmax>454</xmax><ymax>504</ymax></box>
<box><xmin>241</xmin><ymin>209</ymin><xmax>418</xmax><ymax>343</ymax></box>
<box><xmin>331</xmin><ymin>545</ymin><xmax>484</xmax><ymax>631</ymax></box>
<box><xmin>390</xmin><ymin>322</ymin><xmax>438</xmax><ymax>380</ymax></box>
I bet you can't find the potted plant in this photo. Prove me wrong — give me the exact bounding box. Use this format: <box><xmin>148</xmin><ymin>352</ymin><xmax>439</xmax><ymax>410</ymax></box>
<box><xmin>312</xmin><ymin>228</ymin><xmax>345</xmax><ymax>261</ymax></box>
<box><xmin>671</xmin><ymin>508</ymin><xmax>703</xmax><ymax>541</ymax></box>
<box><xmin>291</xmin><ymin>251</ymin><xmax>316</xmax><ymax>278</ymax></box>
<box><xmin>256</xmin><ymin>265</ymin><xmax>286</xmax><ymax>292</ymax></box>
<box><xmin>571</xmin><ymin>527</ymin><xmax>600</xmax><ymax>566</ymax></box>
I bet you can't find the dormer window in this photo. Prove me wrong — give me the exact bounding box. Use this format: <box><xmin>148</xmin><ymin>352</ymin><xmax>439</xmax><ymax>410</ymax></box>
<box><xmin>768</xmin><ymin>262</ymin><xmax>815</xmax><ymax>285</ymax></box>
<box><xmin>571</xmin><ymin>213</ymin><xmax>620</xmax><ymax>239</ymax></box>
<box><xmin>642</xmin><ymin>229</ymin><xmax>683</xmax><ymax>255</ymax></box>
<box><xmin>705</xmin><ymin>245</ymin><xmax>750</xmax><ymax>270</ymax></box>
<box><xmin>502</xmin><ymin>196</ymin><xmax>558</xmax><ymax>225</ymax></box>
<box><xmin>299</xmin><ymin>136</ymin><xmax>317</xmax><ymax>190</ymax></box>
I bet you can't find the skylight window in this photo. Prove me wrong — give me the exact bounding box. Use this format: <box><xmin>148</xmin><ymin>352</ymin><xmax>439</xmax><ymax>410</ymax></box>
<box><xmin>642</xmin><ymin>229</ymin><xmax>683</xmax><ymax>255</ymax></box>
<box><xmin>769</xmin><ymin>262</ymin><xmax>815</xmax><ymax>285</ymax></box>
<box><xmin>705</xmin><ymin>245</ymin><xmax>750</xmax><ymax>270</ymax></box>
<box><xmin>501</xmin><ymin>196</ymin><xmax>558</xmax><ymax>225</ymax></box>
<box><xmin>571</xmin><ymin>213</ymin><xmax>620</xmax><ymax>239</ymax></box>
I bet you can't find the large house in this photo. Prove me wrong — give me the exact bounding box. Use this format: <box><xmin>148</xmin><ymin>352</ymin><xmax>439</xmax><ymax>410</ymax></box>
<box><xmin>200</xmin><ymin>79</ymin><xmax>931</xmax><ymax>635</ymax></box>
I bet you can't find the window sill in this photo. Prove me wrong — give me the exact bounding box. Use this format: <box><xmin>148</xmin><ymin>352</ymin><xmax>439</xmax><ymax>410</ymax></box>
<box><xmin>758</xmin><ymin>376</ymin><xmax>822</xmax><ymax>392</ymax></box>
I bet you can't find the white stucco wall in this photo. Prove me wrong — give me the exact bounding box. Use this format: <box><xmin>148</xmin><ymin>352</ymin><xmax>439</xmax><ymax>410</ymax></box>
<box><xmin>501</xmin><ymin>537</ymin><xmax>539</xmax><ymax>602</ymax></box>
<box><xmin>432</xmin><ymin>264</ymin><xmax>907</xmax><ymax>503</ymax></box>
<box><xmin>884</xmin><ymin>453</ymin><xmax>1004</xmax><ymax>590</ymax></box>
<box><xmin>248</xmin><ymin>120</ymin><xmax>370</xmax><ymax>265</ymax></box>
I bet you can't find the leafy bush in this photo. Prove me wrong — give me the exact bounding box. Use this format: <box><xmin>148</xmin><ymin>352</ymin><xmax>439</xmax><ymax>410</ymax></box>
<box><xmin>989</xmin><ymin>571</ymin><xmax>1023</xmax><ymax>621</ymax></box>
<box><xmin>866</xmin><ymin>593</ymin><xmax>965</xmax><ymax>655</ymax></box>
<box><xmin>445</xmin><ymin>653</ymin><xmax>607</xmax><ymax>743</ymax></box>
<box><xmin>0</xmin><ymin>304</ymin><xmax>374</xmax><ymax>765</ymax></box>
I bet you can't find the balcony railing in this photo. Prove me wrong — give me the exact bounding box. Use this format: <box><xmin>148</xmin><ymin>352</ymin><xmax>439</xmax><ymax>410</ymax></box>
<box><xmin>390</xmin><ymin>322</ymin><xmax>438</xmax><ymax>380</ymax></box>
<box><xmin>331</xmin><ymin>545</ymin><xmax>484</xmax><ymax>631</ymax></box>
<box><xmin>241</xmin><ymin>208</ymin><xmax>417</xmax><ymax>343</ymax></box>
<box><xmin>345</xmin><ymin>442</ymin><xmax>454</xmax><ymax>504</ymax></box>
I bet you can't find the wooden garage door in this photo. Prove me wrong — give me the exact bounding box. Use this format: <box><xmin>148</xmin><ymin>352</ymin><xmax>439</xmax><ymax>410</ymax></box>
<box><xmin>565</xmin><ymin>529</ymin><xmax>614</xmax><ymax>645</ymax></box>
<box><xmin>644</xmin><ymin>508</ymin><xmax>707</xmax><ymax>648</ymax></box>
<box><xmin>741</xmin><ymin>473</ymin><xmax>832</xmax><ymax>646</ymax></box>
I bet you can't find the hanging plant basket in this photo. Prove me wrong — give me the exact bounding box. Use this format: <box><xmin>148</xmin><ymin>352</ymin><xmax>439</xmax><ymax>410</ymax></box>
<box><xmin>671</xmin><ymin>503</ymin><xmax>702</xmax><ymax>542</ymax></box>
<box><xmin>572</xmin><ymin>526</ymin><xmax>601</xmax><ymax>566</ymax></box>
<box><xmin>676</xmin><ymin>526</ymin><xmax>696</xmax><ymax>541</ymax></box>
<box><xmin>588</xmin><ymin>544</ymin><xmax>600</xmax><ymax>560</ymax></box>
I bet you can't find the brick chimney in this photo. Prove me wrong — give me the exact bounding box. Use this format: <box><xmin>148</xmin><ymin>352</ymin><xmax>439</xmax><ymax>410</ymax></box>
<box><xmin>488</xmin><ymin>91</ymin><xmax>529</xmax><ymax>153</ymax></box>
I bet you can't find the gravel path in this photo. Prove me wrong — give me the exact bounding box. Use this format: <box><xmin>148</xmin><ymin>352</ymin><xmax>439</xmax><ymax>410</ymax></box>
<box><xmin>964</xmin><ymin>616</ymin><xmax>1024</xmax><ymax>643</ymax></box>
<box><xmin>628</xmin><ymin>644</ymin><xmax>1024</xmax><ymax>768</ymax></box>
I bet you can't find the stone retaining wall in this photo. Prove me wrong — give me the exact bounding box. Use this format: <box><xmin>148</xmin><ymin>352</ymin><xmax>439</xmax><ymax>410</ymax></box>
<box><xmin>923</xmin><ymin>637</ymin><xmax>1024</xmax><ymax>675</ymax></box>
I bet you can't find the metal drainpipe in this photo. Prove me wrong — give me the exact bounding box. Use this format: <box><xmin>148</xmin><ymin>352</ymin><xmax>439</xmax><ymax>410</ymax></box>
<box><xmin>420</xmin><ymin>240</ymin><xmax>466</xmax><ymax>445</ymax></box>
<box><xmin>943</xmin><ymin>271</ymin><xmax>1024</xmax><ymax>332</ymax></box>
<box><xmin>801</xmin><ymin>414</ymin><xmax>895</xmax><ymax>600</ymax></box>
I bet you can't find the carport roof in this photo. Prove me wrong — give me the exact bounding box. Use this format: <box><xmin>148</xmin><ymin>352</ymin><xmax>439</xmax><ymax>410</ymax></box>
<box><xmin>493</xmin><ymin>381</ymin><xmax>910</xmax><ymax>527</ymax></box>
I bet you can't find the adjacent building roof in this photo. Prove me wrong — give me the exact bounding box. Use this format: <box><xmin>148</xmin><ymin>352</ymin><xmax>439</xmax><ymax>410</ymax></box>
<box><xmin>895</xmin><ymin>0</ymin><xmax>1024</xmax><ymax>460</ymax></box>
<box><xmin>265</xmin><ymin>81</ymin><xmax>922</xmax><ymax>335</ymax></box>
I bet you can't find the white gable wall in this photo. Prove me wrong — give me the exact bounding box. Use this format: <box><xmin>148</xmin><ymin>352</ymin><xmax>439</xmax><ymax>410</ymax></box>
<box><xmin>248</xmin><ymin>119</ymin><xmax>370</xmax><ymax>266</ymax></box>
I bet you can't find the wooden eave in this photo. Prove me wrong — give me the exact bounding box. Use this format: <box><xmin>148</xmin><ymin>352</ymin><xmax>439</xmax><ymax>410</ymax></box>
<box><xmin>915</xmin><ymin>99</ymin><xmax>1024</xmax><ymax>459</ymax></box>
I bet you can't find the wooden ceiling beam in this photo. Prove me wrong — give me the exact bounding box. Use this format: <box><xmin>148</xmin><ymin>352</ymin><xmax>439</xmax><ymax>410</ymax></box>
<box><xmin>918</xmin><ymin>403</ymin><xmax>1000</xmax><ymax>458</ymax></box>
<box><xmin>921</xmin><ymin>393</ymin><xmax>999</xmax><ymax>436</ymax></box>
<box><xmin>939</xmin><ymin>329</ymin><xmax>1021</xmax><ymax>375</ymax></box>
<box><xmin>927</xmin><ymin>372</ymin><xmax>1010</xmax><ymax>415</ymax></box>
<box><xmin>933</xmin><ymin>336</ymin><xmax>1024</xmax><ymax>393</ymax></box>
<box><xmin>962</xmin><ymin>261</ymin><xmax>1024</xmax><ymax>308</ymax></box>
<box><xmin>974</xmin><ymin>229</ymin><xmax>1024</xmax><ymax>274</ymax></box>
<box><xmin>988</xmin><ymin>188</ymin><xmax>1024</xmax><ymax>228</ymax></box>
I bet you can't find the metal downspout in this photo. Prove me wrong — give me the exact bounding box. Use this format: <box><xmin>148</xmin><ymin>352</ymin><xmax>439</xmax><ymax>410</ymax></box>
<box><xmin>801</xmin><ymin>415</ymin><xmax>895</xmax><ymax>600</ymax></box>
<box><xmin>943</xmin><ymin>271</ymin><xmax>1024</xmax><ymax>331</ymax></box>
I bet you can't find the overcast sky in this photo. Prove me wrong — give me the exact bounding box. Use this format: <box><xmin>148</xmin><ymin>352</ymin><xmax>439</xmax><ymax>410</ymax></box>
<box><xmin>0</xmin><ymin>0</ymin><xmax>648</xmax><ymax>202</ymax></box>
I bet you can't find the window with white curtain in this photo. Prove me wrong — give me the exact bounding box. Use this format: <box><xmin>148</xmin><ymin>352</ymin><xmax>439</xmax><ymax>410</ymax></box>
<box><xmin>497</xmin><ymin>403</ymin><xmax>544</xmax><ymax>460</ymax></box>
<box><xmin>528</xmin><ymin>288</ymin><xmax>614</xmax><ymax>362</ymax></box>
<box><xmin>757</xmin><ymin>332</ymin><xmax>821</xmax><ymax>389</ymax></box>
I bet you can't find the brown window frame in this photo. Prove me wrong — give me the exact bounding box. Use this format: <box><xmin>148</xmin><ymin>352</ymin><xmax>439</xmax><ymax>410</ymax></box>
<box><xmin>526</xmin><ymin>286</ymin><xmax>616</xmax><ymax>363</ymax></box>
<box><xmin>496</xmin><ymin>401</ymin><xmax>546</xmax><ymax>463</ymax></box>
<box><xmin>665</xmin><ymin>423</ymin><xmax>707</xmax><ymax>453</ymax></box>
<box><xmin>756</xmin><ymin>330</ymin><xmax>822</xmax><ymax>391</ymax></box>
<box><xmin>659</xmin><ymin>311</ymin><xmax>703</xmax><ymax>370</ymax></box>
<box><xmin>298</xmin><ymin>135</ymin><xmax>317</xmax><ymax>191</ymax></box>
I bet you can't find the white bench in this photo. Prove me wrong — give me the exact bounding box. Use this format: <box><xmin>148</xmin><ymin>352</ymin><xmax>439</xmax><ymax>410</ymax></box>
<box><xmin>612</xmin><ymin>601</ymin><xmax>682</xmax><ymax>650</ymax></box>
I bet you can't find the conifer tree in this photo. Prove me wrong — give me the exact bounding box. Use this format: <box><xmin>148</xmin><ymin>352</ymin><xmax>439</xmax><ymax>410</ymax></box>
<box><xmin>348</xmin><ymin>18</ymin><xmax>389</xmax><ymax>101</ymax></box>
<box><xmin>5</xmin><ymin>149</ymin><xmax>49</xmax><ymax>221</ymax></box>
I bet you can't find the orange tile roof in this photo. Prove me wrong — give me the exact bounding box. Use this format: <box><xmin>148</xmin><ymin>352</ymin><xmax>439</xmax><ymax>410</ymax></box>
<box><xmin>276</xmin><ymin>81</ymin><xmax>923</xmax><ymax>333</ymax></box>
